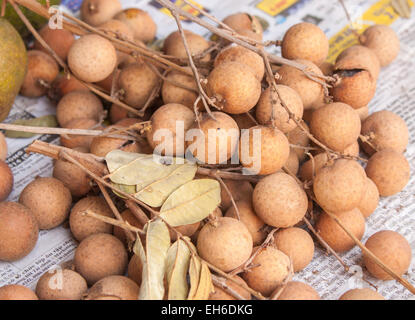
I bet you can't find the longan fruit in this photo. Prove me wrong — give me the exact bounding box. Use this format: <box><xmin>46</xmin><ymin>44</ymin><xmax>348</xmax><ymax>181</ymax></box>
<box><xmin>0</xmin><ymin>160</ymin><xmax>13</xmax><ymax>202</ymax></box>
<box><xmin>276</xmin><ymin>59</ymin><xmax>324</xmax><ymax>109</ymax></box>
<box><xmin>19</xmin><ymin>177</ymin><xmax>72</xmax><ymax>230</ymax></box>
<box><xmin>225</xmin><ymin>200</ymin><xmax>267</xmax><ymax>246</ymax></box>
<box><xmin>146</xmin><ymin>103</ymin><xmax>195</xmax><ymax>156</ymax></box>
<box><xmin>0</xmin><ymin>132</ymin><xmax>7</xmax><ymax>161</ymax></box>
<box><xmin>21</xmin><ymin>50</ymin><xmax>59</xmax><ymax>98</ymax></box>
<box><xmin>170</xmin><ymin>222</ymin><xmax>200</xmax><ymax>242</ymax></box>
<box><xmin>207</xmin><ymin>62</ymin><xmax>261</xmax><ymax>114</ymax></box>
<box><xmin>53</xmin><ymin>159</ymin><xmax>92</xmax><ymax>198</ymax></box>
<box><xmin>282</xmin><ymin>22</ymin><xmax>329</xmax><ymax>66</ymax></box>
<box><xmin>256</xmin><ymin>85</ymin><xmax>304</xmax><ymax>132</ymax></box>
<box><xmin>56</xmin><ymin>90</ymin><xmax>104</xmax><ymax>128</ymax></box>
<box><xmin>358</xmin><ymin>178</ymin><xmax>379</xmax><ymax>218</ymax></box>
<box><xmin>161</xmin><ymin>70</ymin><xmax>198</xmax><ymax>109</ymax></box>
<box><xmin>68</xmin><ymin>34</ymin><xmax>117</xmax><ymax>83</ymax></box>
<box><xmin>69</xmin><ymin>196</ymin><xmax>114</xmax><ymax>242</ymax></box>
<box><xmin>85</xmin><ymin>275</ymin><xmax>139</xmax><ymax>300</ymax></box>
<box><xmin>232</xmin><ymin>113</ymin><xmax>257</xmax><ymax>130</ymax></box>
<box><xmin>310</xmin><ymin>102</ymin><xmax>361</xmax><ymax>152</ymax></box>
<box><xmin>240</xmin><ymin>125</ymin><xmax>290</xmax><ymax>175</ymax></box>
<box><xmin>0</xmin><ymin>202</ymin><xmax>39</xmax><ymax>261</ymax></box>
<box><xmin>81</xmin><ymin>0</ymin><xmax>122</xmax><ymax>26</ymax></box>
<box><xmin>34</xmin><ymin>25</ymin><xmax>75</xmax><ymax>61</ymax></box>
<box><xmin>287</xmin><ymin>122</ymin><xmax>310</xmax><ymax>161</ymax></box>
<box><xmin>0</xmin><ymin>285</ymin><xmax>38</xmax><ymax>300</ymax></box>
<box><xmin>343</xmin><ymin>141</ymin><xmax>360</xmax><ymax>157</ymax></box>
<box><xmin>222</xmin><ymin>13</ymin><xmax>263</xmax><ymax>40</ymax></box>
<box><xmin>113</xmin><ymin>209</ymin><xmax>144</xmax><ymax>246</ymax></box>
<box><xmin>336</xmin><ymin>45</ymin><xmax>381</xmax><ymax>80</ymax></box>
<box><xmin>363</xmin><ymin>230</ymin><xmax>411</xmax><ymax>280</ymax></box>
<box><xmin>274</xmin><ymin>227</ymin><xmax>315</xmax><ymax>272</ymax></box>
<box><xmin>299</xmin><ymin>153</ymin><xmax>329</xmax><ymax>182</ymax></box>
<box><xmin>313</xmin><ymin>159</ymin><xmax>366</xmax><ymax>213</ymax></box>
<box><xmin>360</xmin><ymin>25</ymin><xmax>400</xmax><ymax>67</ymax></box>
<box><xmin>49</xmin><ymin>74</ymin><xmax>89</xmax><ymax>101</ymax></box>
<box><xmin>319</xmin><ymin>62</ymin><xmax>334</xmax><ymax>76</ymax></box>
<box><xmin>114</xmin><ymin>8</ymin><xmax>157</xmax><ymax>43</ymax></box>
<box><xmin>361</xmin><ymin>110</ymin><xmax>409</xmax><ymax>155</ymax></box>
<box><xmin>197</xmin><ymin>217</ymin><xmax>253</xmax><ymax>272</ymax></box>
<box><xmin>164</xmin><ymin>30</ymin><xmax>210</xmax><ymax>62</ymax></box>
<box><xmin>365</xmin><ymin>149</ymin><xmax>410</xmax><ymax>196</ymax></box>
<box><xmin>214</xmin><ymin>45</ymin><xmax>264</xmax><ymax>81</ymax></box>
<box><xmin>220</xmin><ymin>179</ymin><xmax>253</xmax><ymax>211</ymax></box>
<box><xmin>109</xmin><ymin>104</ymin><xmax>129</xmax><ymax>124</ymax></box>
<box><xmin>316</xmin><ymin>208</ymin><xmax>365</xmax><ymax>253</ymax></box>
<box><xmin>187</xmin><ymin>112</ymin><xmax>240</xmax><ymax>164</ymax></box>
<box><xmin>60</xmin><ymin>118</ymin><xmax>99</xmax><ymax>150</ymax></box>
<box><xmin>117</xmin><ymin>62</ymin><xmax>159</xmax><ymax>109</ymax></box>
<box><xmin>98</xmin><ymin>19</ymin><xmax>134</xmax><ymax>42</ymax></box>
<box><xmin>209</xmin><ymin>275</ymin><xmax>251</xmax><ymax>300</ymax></box>
<box><xmin>339</xmin><ymin>288</ymin><xmax>384</xmax><ymax>300</ymax></box>
<box><xmin>74</xmin><ymin>233</ymin><xmax>128</xmax><ymax>285</ymax></box>
<box><xmin>275</xmin><ymin>281</ymin><xmax>320</xmax><ymax>300</ymax></box>
<box><xmin>356</xmin><ymin>105</ymin><xmax>369</xmax><ymax>122</ymax></box>
<box><xmin>284</xmin><ymin>149</ymin><xmax>300</xmax><ymax>175</ymax></box>
<box><xmin>252</xmin><ymin>172</ymin><xmax>308</xmax><ymax>228</ymax></box>
<box><xmin>36</xmin><ymin>269</ymin><xmax>88</xmax><ymax>300</ymax></box>
<box><xmin>127</xmin><ymin>254</ymin><xmax>143</xmax><ymax>286</ymax></box>
<box><xmin>243</xmin><ymin>246</ymin><xmax>291</xmax><ymax>296</ymax></box>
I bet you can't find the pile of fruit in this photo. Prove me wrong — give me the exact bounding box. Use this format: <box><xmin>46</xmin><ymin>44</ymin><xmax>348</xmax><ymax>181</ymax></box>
<box><xmin>0</xmin><ymin>0</ymin><xmax>412</xmax><ymax>300</ymax></box>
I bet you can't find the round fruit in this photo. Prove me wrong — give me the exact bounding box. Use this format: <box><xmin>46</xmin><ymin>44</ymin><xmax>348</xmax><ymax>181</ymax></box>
<box><xmin>127</xmin><ymin>254</ymin><xmax>143</xmax><ymax>286</ymax></box>
<box><xmin>53</xmin><ymin>159</ymin><xmax>92</xmax><ymax>198</ymax></box>
<box><xmin>343</xmin><ymin>141</ymin><xmax>360</xmax><ymax>157</ymax></box>
<box><xmin>0</xmin><ymin>160</ymin><xmax>13</xmax><ymax>201</ymax></box>
<box><xmin>74</xmin><ymin>233</ymin><xmax>128</xmax><ymax>285</ymax></box>
<box><xmin>80</xmin><ymin>0</ymin><xmax>122</xmax><ymax>26</ymax></box>
<box><xmin>113</xmin><ymin>209</ymin><xmax>144</xmax><ymax>246</ymax></box>
<box><xmin>0</xmin><ymin>285</ymin><xmax>38</xmax><ymax>300</ymax></box>
<box><xmin>98</xmin><ymin>19</ymin><xmax>134</xmax><ymax>41</ymax></box>
<box><xmin>275</xmin><ymin>281</ymin><xmax>320</xmax><ymax>300</ymax></box>
<box><xmin>114</xmin><ymin>8</ymin><xmax>157</xmax><ymax>43</ymax></box>
<box><xmin>164</xmin><ymin>30</ymin><xmax>210</xmax><ymax>62</ymax></box>
<box><xmin>85</xmin><ymin>275</ymin><xmax>139</xmax><ymax>300</ymax></box>
<box><xmin>287</xmin><ymin>122</ymin><xmax>310</xmax><ymax>161</ymax></box>
<box><xmin>358</xmin><ymin>178</ymin><xmax>379</xmax><ymax>218</ymax></box>
<box><xmin>60</xmin><ymin>118</ymin><xmax>99</xmax><ymax>150</ymax></box>
<box><xmin>0</xmin><ymin>202</ymin><xmax>39</xmax><ymax>261</ymax></box>
<box><xmin>339</xmin><ymin>288</ymin><xmax>384</xmax><ymax>300</ymax></box>
<box><xmin>197</xmin><ymin>217</ymin><xmax>253</xmax><ymax>272</ymax></box>
<box><xmin>209</xmin><ymin>275</ymin><xmax>251</xmax><ymax>300</ymax></box>
<box><xmin>252</xmin><ymin>172</ymin><xmax>308</xmax><ymax>228</ymax></box>
<box><xmin>220</xmin><ymin>179</ymin><xmax>253</xmax><ymax>211</ymax></box>
<box><xmin>356</xmin><ymin>105</ymin><xmax>369</xmax><ymax>121</ymax></box>
<box><xmin>335</xmin><ymin>45</ymin><xmax>380</xmax><ymax>80</ymax></box>
<box><xmin>50</xmin><ymin>74</ymin><xmax>89</xmax><ymax>101</ymax></box>
<box><xmin>283</xmin><ymin>149</ymin><xmax>300</xmax><ymax>175</ymax></box>
<box><xmin>299</xmin><ymin>153</ymin><xmax>329</xmax><ymax>182</ymax></box>
<box><xmin>161</xmin><ymin>70</ymin><xmax>198</xmax><ymax>109</ymax></box>
<box><xmin>222</xmin><ymin>13</ymin><xmax>263</xmax><ymax>40</ymax></box>
<box><xmin>34</xmin><ymin>25</ymin><xmax>75</xmax><ymax>61</ymax></box>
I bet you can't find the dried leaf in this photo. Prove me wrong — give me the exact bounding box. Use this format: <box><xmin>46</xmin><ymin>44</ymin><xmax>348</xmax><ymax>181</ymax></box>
<box><xmin>192</xmin><ymin>261</ymin><xmax>214</xmax><ymax>300</ymax></box>
<box><xmin>111</xmin><ymin>183</ymin><xmax>136</xmax><ymax>199</ymax></box>
<box><xmin>166</xmin><ymin>238</ymin><xmax>192</xmax><ymax>300</ymax></box>
<box><xmin>136</xmin><ymin>219</ymin><xmax>171</xmax><ymax>300</ymax></box>
<box><xmin>5</xmin><ymin>115</ymin><xmax>58</xmax><ymax>138</ymax></box>
<box><xmin>187</xmin><ymin>255</ymin><xmax>202</xmax><ymax>300</ymax></box>
<box><xmin>160</xmin><ymin>179</ymin><xmax>221</xmax><ymax>227</ymax></box>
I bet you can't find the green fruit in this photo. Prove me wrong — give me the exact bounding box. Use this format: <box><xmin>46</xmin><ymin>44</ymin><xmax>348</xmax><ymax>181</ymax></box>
<box><xmin>4</xmin><ymin>0</ymin><xmax>61</xmax><ymax>38</ymax></box>
<box><xmin>0</xmin><ymin>18</ymin><xmax>27</xmax><ymax>122</ymax></box>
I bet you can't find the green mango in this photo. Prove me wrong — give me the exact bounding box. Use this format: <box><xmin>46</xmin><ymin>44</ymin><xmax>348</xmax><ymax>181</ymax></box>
<box><xmin>0</xmin><ymin>18</ymin><xmax>27</xmax><ymax>122</ymax></box>
<box><xmin>4</xmin><ymin>0</ymin><xmax>61</xmax><ymax>38</ymax></box>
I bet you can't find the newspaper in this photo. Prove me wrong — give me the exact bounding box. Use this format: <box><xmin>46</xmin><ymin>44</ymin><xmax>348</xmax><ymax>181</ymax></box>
<box><xmin>0</xmin><ymin>0</ymin><xmax>414</xmax><ymax>300</ymax></box>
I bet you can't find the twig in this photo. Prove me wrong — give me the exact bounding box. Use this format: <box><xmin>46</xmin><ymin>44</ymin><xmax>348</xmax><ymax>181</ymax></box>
<box><xmin>338</xmin><ymin>0</ymin><xmax>360</xmax><ymax>37</ymax></box>
<box><xmin>196</xmin><ymin>167</ymin><xmax>260</xmax><ymax>183</ymax></box>
<box><xmin>125</xmin><ymin>200</ymin><xmax>150</xmax><ymax>226</ymax></box>
<box><xmin>214</xmin><ymin>173</ymin><xmax>241</xmax><ymax>221</ymax></box>
<box><xmin>82</xmin><ymin>210</ymin><xmax>145</xmax><ymax>235</ymax></box>
<box><xmin>211</xmin><ymin>274</ymin><xmax>247</xmax><ymax>300</ymax></box>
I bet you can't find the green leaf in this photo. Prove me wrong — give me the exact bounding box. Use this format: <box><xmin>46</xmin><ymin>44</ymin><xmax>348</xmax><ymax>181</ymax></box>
<box><xmin>5</xmin><ymin>115</ymin><xmax>58</xmax><ymax>138</ymax></box>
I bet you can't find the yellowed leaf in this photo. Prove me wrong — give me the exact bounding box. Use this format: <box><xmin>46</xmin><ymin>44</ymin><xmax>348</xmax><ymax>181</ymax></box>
<box><xmin>187</xmin><ymin>255</ymin><xmax>202</xmax><ymax>300</ymax></box>
<box><xmin>192</xmin><ymin>261</ymin><xmax>214</xmax><ymax>300</ymax></box>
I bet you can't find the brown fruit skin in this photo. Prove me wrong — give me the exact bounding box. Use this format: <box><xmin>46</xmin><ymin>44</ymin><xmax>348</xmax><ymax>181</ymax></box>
<box><xmin>274</xmin><ymin>227</ymin><xmax>315</xmax><ymax>272</ymax></box>
<box><xmin>53</xmin><ymin>159</ymin><xmax>92</xmax><ymax>198</ymax></box>
<box><xmin>243</xmin><ymin>246</ymin><xmax>291</xmax><ymax>296</ymax></box>
<box><xmin>316</xmin><ymin>208</ymin><xmax>365</xmax><ymax>253</ymax></box>
<box><xmin>343</xmin><ymin>141</ymin><xmax>360</xmax><ymax>157</ymax></box>
<box><xmin>287</xmin><ymin>122</ymin><xmax>310</xmax><ymax>161</ymax></box>
<box><xmin>85</xmin><ymin>275</ymin><xmax>139</xmax><ymax>300</ymax></box>
<box><xmin>170</xmin><ymin>222</ymin><xmax>200</xmax><ymax>242</ymax></box>
<box><xmin>60</xmin><ymin>118</ymin><xmax>99</xmax><ymax>150</ymax></box>
<box><xmin>207</xmin><ymin>62</ymin><xmax>261</xmax><ymax>114</ymax></box>
<box><xmin>282</xmin><ymin>22</ymin><xmax>329</xmax><ymax>66</ymax></box>
<box><xmin>339</xmin><ymin>288</ymin><xmax>384</xmax><ymax>300</ymax></box>
<box><xmin>113</xmin><ymin>209</ymin><xmax>144</xmax><ymax>246</ymax></box>
<box><xmin>114</xmin><ymin>8</ymin><xmax>157</xmax><ymax>43</ymax></box>
<box><xmin>19</xmin><ymin>177</ymin><xmax>72</xmax><ymax>230</ymax></box>
<box><xmin>197</xmin><ymin>217</ymin><xmax>253</xmax><ymax>272</ymax></box>
<box><xmin>276</xmin><ymin>59</ymin><xmax>324</xmax><ymax>109</ymax></box>
<box><xmin>225</xmin><ymin>200</ymin><xmax>267</xmax><ymax>246</ymax></box>
<box><xmin>80</xmin><ymin>0</ymin><xmax>122</xmax><ymax>26</ymax></box>
<box><xmin>109</xmin><ymin>104</ymin><xmax>129</xmax><ymax>124</ymax></box>
<box><xmin>0</xmin><ymin>202</ymin><xmax>39</xmax><ymax>262</ymax></box>
<box><xmin>146</xmin><ymin>103</ymin><xmax>195</xmax><ymax>157</ymax></box>
<box><xmin>36</xmin><ymin>269</ymin><xmax>88</xmax><ymax>300</ymax></box>
<box><xmin>320</xmin><ymin>62</ymin><xmax>334</xmax><ymax>76</ymax></box>
<box><xmin>0</xmin><ymin>132</ymin><xmax>7</xmax><ymax>161</ymax></box>
<box><xmin>283</xmin><ymin>149</ymin><xmax>299</xmax><ymax>175</ymax></box>
<box><xmin>164</xmin><ymin>30</ymin><xmax>210</xmax><ymax>62</ymax></box>
<box><xmin>275</xmin><ymin>281</ymin><xmax>320</xmax><ymax>300</ymax></box>
<box><xmin>232</xmin><ymin>113</ymin><xmax>257</xmax><ymax>130</ymax></box>
<box><xmin>161</xmin><ymin>71</ymin><xmax>198</xmax><ymax>109</ymax></box>
<box><xmin>220</xmin><ymin>179</ymin><xmax>253</xmax><ymax>211</ymax></box>
<box><xmin>256</xmin><ymin>85</ymin><xmax>304</xmax><ymax>133</ymax></box>
<box><xmin>313</xmin><ymin>159</ymin><xmax>366</xmax><ymax>213</ymax></box>
<box><xmin>365</xmin><ymin>149</ymin><xmax>410</xmax><ymax>196</ymax></box>
<box><xmin>117</xmin><ymin>62</ymin><xmax>159</xmax><ymax>109</ymax></box>
<box><xmin>360</xmin><ymin>25</ymin><xmax>400</xmax><ymax>67</ymax></box>
<box><xmin>127</xmin><ymin>254</ymin><xmax>143</xmax><ymax>287</ymax></box>
<box><xmin>187</xmin><ymin>112</ymin><xmax>240</xmax><ymax>164</ymax></box>
<box><xmin>358</xmin><ymin>178</ymin><xmax>379</xmax><ymax>218</ymax></box>
<box><xmin>68</xmin><ymin>34</ymin><xmax>117</xmax><ymax>83</ymax></box>
<box><xmin>74</xmin><ymin>233</ymin><xmax>128</xmax><ymax>285</ymax></box>
<box><xmin>310</xmin><ymin>102</ymin><xmax>361</xmax><ymax>152</ymax></box>
<box><xmin>34</xmin><ymin>25</ymin><xmax>75</xmax><ymax>61</ymax></box>
<box><xmin>0</xmin><ymin>160</ymin><xmax>13</xmax><ymax>201</ymax></box>
<box><xmin>356</xmin><ymin>105</ymin><xmax>369</xmax><ymax>122</ymax></box>
<box><xmin>49</xmin><ymin>74</ymin><xmax>89</xmax><ymax>101</ymax></box>
<box><xmin>0</xmin><ymin>285</ymin><xmax>38</xmax><ymax>300</ymax></box>
<box><xmin>215</xmin><ymin>45</ymin><xmax>264</xmax><ymax>81</ymax></box>
<box><xmin>56</xmin><ymin>91</ymin><xmax>103</xmax><ymax>128</ymax></box>
<box><xmin>21</xmin><ymin>50</ymin><xmax>59</xmax><ymax>98</ymax></box>
<box><xmin>240</xmin><ymin>125</ymin><xmax>290</xmax><ymax>175</ymax></box>
<box><xmin>361</xmin><ymin>110</ymin><xmax>409</xmax><ymax>155</ymax></box>
<box><xmin>70</xmin><ymin>196</ymin><xmax>114</xmax><ymax>242</ymax></box>
<box><xmin>222</xmin><ymin>13</ymin><xmax>263</xmax><ymax>39</ymax></box>
<box><xmin>363</xmin><ymin>230</ymin><xmax>411</xmax><ymax>280</ymax></box>
<box><xmin>299</xmin><ymin>153</ymin><xmax>329</xmax><ymax>182</ymax></box>
<box><xmin>335</xmin><ymin>45</ymin><xmax>380</xmax><ymax>80</ymax></box>
<box><xmin>209</xmin><ymin>275</ymin><xmax>251</xmax><ymax>300</ymax></box>
<box><xmin>253</xmin><ymin>172</ymin><xmax>308</xmax><ymax>228</ymax></box>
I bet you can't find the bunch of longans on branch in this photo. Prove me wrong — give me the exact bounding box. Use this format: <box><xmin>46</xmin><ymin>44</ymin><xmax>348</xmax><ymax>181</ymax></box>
<box><xmin>0</xmin><ymin>0</ymin><xmax>411</xmax><ymax>300</ymax></box>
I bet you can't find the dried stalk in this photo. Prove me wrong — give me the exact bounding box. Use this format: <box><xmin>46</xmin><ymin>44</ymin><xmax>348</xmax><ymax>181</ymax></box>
<box><xmin>211</xmin><ymin>274</ymin><xmax>247</xmax><ymax>300</ymax></box>
<box><xmin>83</xmin><ymin>210</ymin><xmax>145</xmax><ymax>235</ymax></box>
<box><xmin>214</xmin><ymin>173</ymin><xmax>241</xmax><ymax>221</ymax></box>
